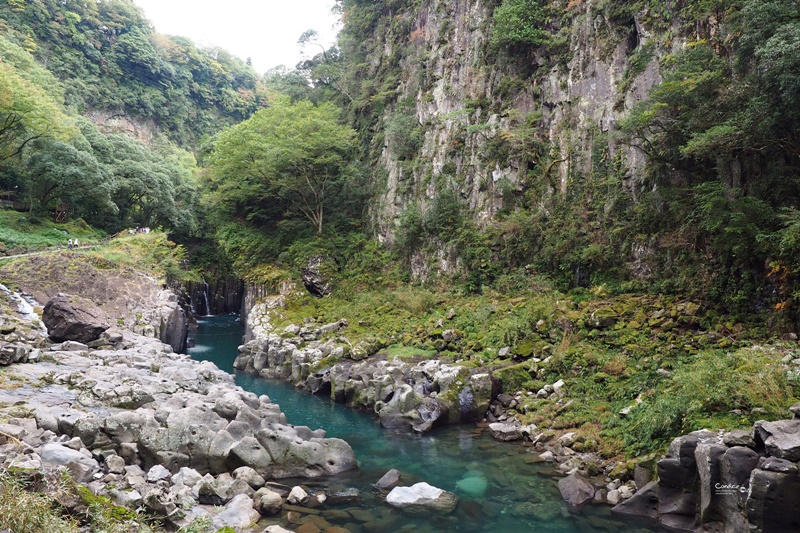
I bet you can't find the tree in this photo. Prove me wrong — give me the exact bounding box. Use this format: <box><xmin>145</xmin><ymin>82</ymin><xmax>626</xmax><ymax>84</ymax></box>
<box><xmin>0</xmin><ymin>61</ymin><xmax>73</xmax><ymax>163</ymax></box>
<box><xmin>100</xmin><ymin>133</ymin><xmax>198</xmax><ymax>232</ymax></box>
<box><xmin>208</xmin><ymin>98</ymin><xmax>356</xmax><ymax>234</ymax></box>
<box><xmin>23</xmin><ymin>139</ymin><xmax>109</xmax><ymax>215</ymax></box>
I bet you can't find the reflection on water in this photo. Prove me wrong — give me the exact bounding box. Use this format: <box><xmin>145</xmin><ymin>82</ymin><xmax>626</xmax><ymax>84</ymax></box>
<box><xmin>189</xmin><ymin>315</ymin><xmax>658</xmax><ymax>532</ymax></box>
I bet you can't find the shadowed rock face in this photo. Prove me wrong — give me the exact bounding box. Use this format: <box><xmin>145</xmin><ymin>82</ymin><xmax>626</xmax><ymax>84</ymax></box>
<box><xmin>301</xmin><ymin>255</ymin><xmax>333</xmax><ymax>297</ymax></box>
<box><xmin>612</xmin><ymin>409</ymin><xmax>800</xmax><ymax>532</ymax></box>
<box><xmin>43</xmin><ymin>294</ymin><xmax>110</xmax><ymax>343</ymax></box>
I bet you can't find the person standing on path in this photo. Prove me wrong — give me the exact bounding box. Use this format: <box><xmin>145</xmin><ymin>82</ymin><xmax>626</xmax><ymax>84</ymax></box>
<box><xmin>73</xmin><ymin>238</ymin><xmax>79</xmax><ymax>248</ymax></box>
<box><xmin>67</xmin><ymin>238</ymin><xmax>73</xmax><ymax>250</ymax></box>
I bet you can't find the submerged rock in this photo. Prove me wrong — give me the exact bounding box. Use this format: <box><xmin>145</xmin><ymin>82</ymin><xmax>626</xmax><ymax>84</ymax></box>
<box><xmin>488</xmin><ymin>422</ymin><xmax>522</xmax><ymax>442</ymax></box>
<box><xmin>375</xmin><ymin>469</ymin><xmax>401</xmax><ymax>490</ymax></box>
<box><xmin>456</xmin><ymin>475</ymin><xmax>488</xmax><ymax>498</ymax></box>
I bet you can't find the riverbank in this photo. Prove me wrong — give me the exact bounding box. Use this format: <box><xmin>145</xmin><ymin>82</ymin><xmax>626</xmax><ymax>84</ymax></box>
<box><xmin>0</xmin><ymin>289</ymin><xmax>360</xmax><ymax>531</ymax></box>
<box><xmin>194</xmin><ymin>314</ymin><xmax>660</xmax><ymax>532</ymax></box>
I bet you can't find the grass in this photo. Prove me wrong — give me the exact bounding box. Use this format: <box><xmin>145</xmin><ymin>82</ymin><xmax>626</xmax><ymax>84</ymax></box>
<box><xmin>0</xmin><ymin>470</ymin><xmax>78</xmax><ymax>533</ymax></box>
<box><xmin>0</xmin><ymin>209</ymin><xmax>104</xmax><ymax>253</ymax></box>
<box><xmin>0</xmin><ymin>370</ymin><xmax>28</xmax><ymax>390</ymax></box>
<box><xmin>381</xmin><ymin>344</ymin><xmax>437</xmax><ymax>361</ymax></box>
<box><xmin>86</xmin><ymin>231</ymin><xmax>200</xmax><ymax>283</ymax></box>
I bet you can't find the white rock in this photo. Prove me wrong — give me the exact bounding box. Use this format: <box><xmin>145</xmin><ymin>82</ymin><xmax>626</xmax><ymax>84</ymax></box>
<box><xmin>146</xmin><ymin>464</ymin><xmax>171</xmax><ymax>482</ymax></box>
<box><xmin>106</xmin><ymin>455</ymin><xmax>126</xmax><ymax>474</ymax></box>
<box><xmin>619</xmin><ymin>485</ymin><xmax>635</xmax><ymax>500</ymax></box>
<box><xmin>41</xmin><ymin>443</ymin><xmax>98</xmax><ymax>470</ymax></box>
<box><xmin>386</xmin><ymin>482</ymin><xmax>459</xmax><ymax>514</ymax></box>
<box><xmin>287</xmin><ymin>485</ymin><xmax>309</xmax><ymax>505</ymax></box>
<box><xmin>264</xmin><ymin>526</ymin><xmax>294</xmax><ymax>533</ymax></box>
<box><xmin>212</xmin><ymin>494</ymin><xmax>260</xmax><ymax>530</ymax></box>
<box><xmin>558</xmin><ymin>432</ymin><xmax>576</xmax><ymax>446</ymax></box>
<box><xmin>172</xmin><ymin>467</ymin><xmax>203</xmax><ymax>488</ymax></box>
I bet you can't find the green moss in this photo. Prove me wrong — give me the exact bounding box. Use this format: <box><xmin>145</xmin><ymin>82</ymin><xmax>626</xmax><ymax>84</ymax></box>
<box><xmin>381</xmin><ymin>344</ymin><xmax>437</xmax><ymax>361</ymax></box>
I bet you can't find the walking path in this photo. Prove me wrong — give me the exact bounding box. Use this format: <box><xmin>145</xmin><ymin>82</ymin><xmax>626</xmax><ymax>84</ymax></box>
<box><xmin>0</xmin><ymin>245</ymin><xmax>99</xmax><ymax>261</ymax></box>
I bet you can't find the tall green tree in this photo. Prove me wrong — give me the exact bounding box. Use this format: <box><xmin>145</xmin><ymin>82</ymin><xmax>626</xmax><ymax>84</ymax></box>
<box><xmin>208</xmin><ymin>98</ymin><xmax>356</xmax><ymax>235</ymax></box>
<box><xmin>0</xmin><ymin>61</ymin><xmax>73</xmax><ymax>163</ymax></box>
<box><xmin>22</xmin><ymin>139</ymin><xmax>110</xmax><ymax>215</ymax></box>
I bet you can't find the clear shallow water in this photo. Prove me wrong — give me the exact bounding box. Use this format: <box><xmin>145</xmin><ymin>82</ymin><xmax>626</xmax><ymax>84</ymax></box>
<box><xmin>188</xmin><ymin>315</ymin><xmax>658</xmax><ymax>532</ymax></box>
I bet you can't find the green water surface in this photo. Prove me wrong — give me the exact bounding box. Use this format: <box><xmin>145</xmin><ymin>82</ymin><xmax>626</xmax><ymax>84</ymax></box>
<box><xmin>188</xmin><ymin>315</ymin><xmax>658</xmax><ymax>532</ymax></box>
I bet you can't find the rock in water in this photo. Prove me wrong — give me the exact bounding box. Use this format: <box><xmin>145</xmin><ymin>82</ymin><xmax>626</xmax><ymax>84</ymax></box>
<box><xmin>386</xmin><ymin>482</ymin><xmax>459</xmax><ymax>514</ymax></box>
<box><xmin>488</xmin><ymin>422</ymin><xmax>523</xmax><ymax>441</ymax></box>
<box><xmin>558</xmin><ymin>473</ymin><xmax>596</xmax><ymax>512</ymax></box>
<box><xmin>43</xmin><ymin>294</ymin><xmax>110</xmax><ymax>343</ymax></box>
<box><xmin>456</xmin><ymin>475</ymin><xmax>488</xmax><ymax>497</ymax></box>
<box><xmin>375</xmin><ymin>469</ymin><xmax>401</xmax><ymax>490</ymax></box>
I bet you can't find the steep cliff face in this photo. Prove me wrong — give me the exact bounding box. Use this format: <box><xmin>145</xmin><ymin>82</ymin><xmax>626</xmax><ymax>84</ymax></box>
<box><xmin>342</xmin><ymin>0</ymin><xmax>696</xmax><ymax>276</ymax></box>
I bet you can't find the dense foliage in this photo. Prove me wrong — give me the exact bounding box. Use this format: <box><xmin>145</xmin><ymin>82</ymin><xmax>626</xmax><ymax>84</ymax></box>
<box><xmin>0</xmin><ymin>5</ymin><xmax>214</xmax><ymax>235</ymax></box>
<box><xmin>0</xmin><ymin>0</ymin><xmax>265</xmax><ymax>146</ymax></box>
<box><xmin>204</xmin><ymin>98</ymin><xmax>366</xmax><ymax>271</ymax></box>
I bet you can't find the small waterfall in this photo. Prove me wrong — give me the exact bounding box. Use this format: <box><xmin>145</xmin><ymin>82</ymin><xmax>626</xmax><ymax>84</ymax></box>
<box><xmin>203</xmin><ymin>279</ymin><xmax>211</xmax><ymax>316</ymax></box>
<box><xmin>0</xmin><ymin>283</ymin><xmax>47</xmax><ymax>333</ymax></box>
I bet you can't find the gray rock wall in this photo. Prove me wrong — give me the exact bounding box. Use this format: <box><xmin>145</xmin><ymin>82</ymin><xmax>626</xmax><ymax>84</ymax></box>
<box><xmin>612</xmin><ymin>411</ymin><xmax>800</xmax><ymax>533</ymax></box>
<box><xmin>234</xmin><ymin>325</ymin><xmax>498</xmax><ymax>433</ymax></box>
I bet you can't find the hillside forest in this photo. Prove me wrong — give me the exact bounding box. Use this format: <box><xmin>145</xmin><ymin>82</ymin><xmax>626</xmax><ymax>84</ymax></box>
<box><xmin>1</xmin><ymin>0</ymin><xmax>800</xmax><ymax>457</ymax></box>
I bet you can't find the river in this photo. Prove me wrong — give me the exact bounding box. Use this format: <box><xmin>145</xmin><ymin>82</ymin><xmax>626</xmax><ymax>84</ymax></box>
<box><xmin>188</xmin><ymin>314</ymin><xmax>657</xmax><ymax>532</ymax></box>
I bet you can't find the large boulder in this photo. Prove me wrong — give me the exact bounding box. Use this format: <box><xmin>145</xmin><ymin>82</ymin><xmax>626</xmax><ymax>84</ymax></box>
<box><xmin>40</xmin><ymin>443</ymin><xmax>99</xmax><ymax>472</ymax></box>
<box><xmin>0</xmin><ymin>342</ymin><xmax>28</xmax><ymax>365</ymax></box>
<box><xmin>488</xmin><ymin>422</ymin><xmax>523</xmax><ymax>442</ymax></box>
<box><xmin>611</xmin><ymin>480</ymin><xmax>659</xmax><ymax>519</ymax></box>
<box><xmin>557</xmin><ymin>473</ymin><xmax>595</xmax><ymax>512</ymax></box>
<box><xmin>301</xmin><ymin>255</ymin><xmax>333</xmax><ymax>297</ymax></box>
<box><xmin>717</xmin><ymin>445</ymin><xmax>760</xmax><ymax>533</ymax></box>
<box><xmin>386</xmin><ymin>482</ymin><xmax>459</xmax><ymax>514</ymax></box>
<box><xmin>753</xmin><ymin>419</ymin><xmax>800</xmax><ymax>461</ymax></box>
<box><xmin>159</xmin><ymin>303</ymin><xmax>188</xmax><ymax>353</ymax></box>
<box><xmin>255</xmin><ymin>424</ymin><xmax>357</xmax><ymax>478</ymax></box>
<box><xmin>695</xmin><ymin>442</ymin><xmax>727</xmax><ymax>523</ymax></box>
<box><xmin>657</xmin><ymin>431</ymin><xmax>714</xmax><ymax>517</ymax></box>
<box><xmin>43</xmin><ymin>294</ymin><xmax>110</xmax><ymax>343</ymax></box>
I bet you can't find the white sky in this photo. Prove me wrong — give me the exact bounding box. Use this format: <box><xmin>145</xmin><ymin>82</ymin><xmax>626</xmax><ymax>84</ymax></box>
<box><xmin>133</xmin><ymin>0</ymin><xmax>341</xmax><ymax>75</ymax></box>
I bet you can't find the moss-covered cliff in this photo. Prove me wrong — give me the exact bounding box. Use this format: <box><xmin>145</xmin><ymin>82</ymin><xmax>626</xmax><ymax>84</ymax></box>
<box><xmin>333</xmin><ymin>0</ymin><xmax>799</xmax><ymax>320</ymax></box>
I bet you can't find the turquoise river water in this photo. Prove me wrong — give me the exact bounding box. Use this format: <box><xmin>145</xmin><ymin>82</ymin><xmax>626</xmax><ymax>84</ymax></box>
<box><xmin>188</xmin><ymin>315</ymin><xmax>658</xmax><ymax>532</ymax></box>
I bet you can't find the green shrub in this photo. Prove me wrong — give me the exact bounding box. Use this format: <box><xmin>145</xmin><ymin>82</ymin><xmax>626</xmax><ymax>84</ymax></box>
<box><xmin>491</xmin><ymin>0</ymin><xmax>552</xmax><ymax>49</ymax></box>
<box><xmin>613</xmin><ymin>346</ymin><xmax>799</xmax><ymax>455</ymax></box>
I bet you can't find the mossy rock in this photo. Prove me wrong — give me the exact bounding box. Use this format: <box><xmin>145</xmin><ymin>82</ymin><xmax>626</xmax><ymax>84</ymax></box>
<box><xmin>584</xmin><ymin>307</ymin><xmax>618</xmax><ymax>329</ymax></box>
<box><xmin>514</xmin><ymin>340</ymin><xmax>536</xmax><ymax>358</ymax></box>
<box><xmin>494</xmin><ymin>363</ymin><xmax>536</xmax><ymax>392</ymax></box>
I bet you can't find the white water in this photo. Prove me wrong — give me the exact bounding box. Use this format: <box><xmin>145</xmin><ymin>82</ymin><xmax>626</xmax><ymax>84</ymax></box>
<box><xmin>203</xmin><ymin>279</ymin><xmax>211</xmax><ymax>316</ymax></box>
<box><xmin>0</xmin><ymin>283</ymin><xmax>47</xmax><ymax>333</ymax></box>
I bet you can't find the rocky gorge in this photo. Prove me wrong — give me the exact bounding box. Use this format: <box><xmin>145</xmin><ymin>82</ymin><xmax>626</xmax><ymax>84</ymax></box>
<box><xmin>231</xmin><ymin>287</ymin><xmax>800</xmax><ymax>533</ymax></box>
<box><xmin>0</xmin><ymin>283</ymin><xmax>363</xmax><ymax>531</ymax></box>
<box><xmin>2</xmin><ymin>251</ymin><xmax>799</xmax><ymax>533</ymax></box>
